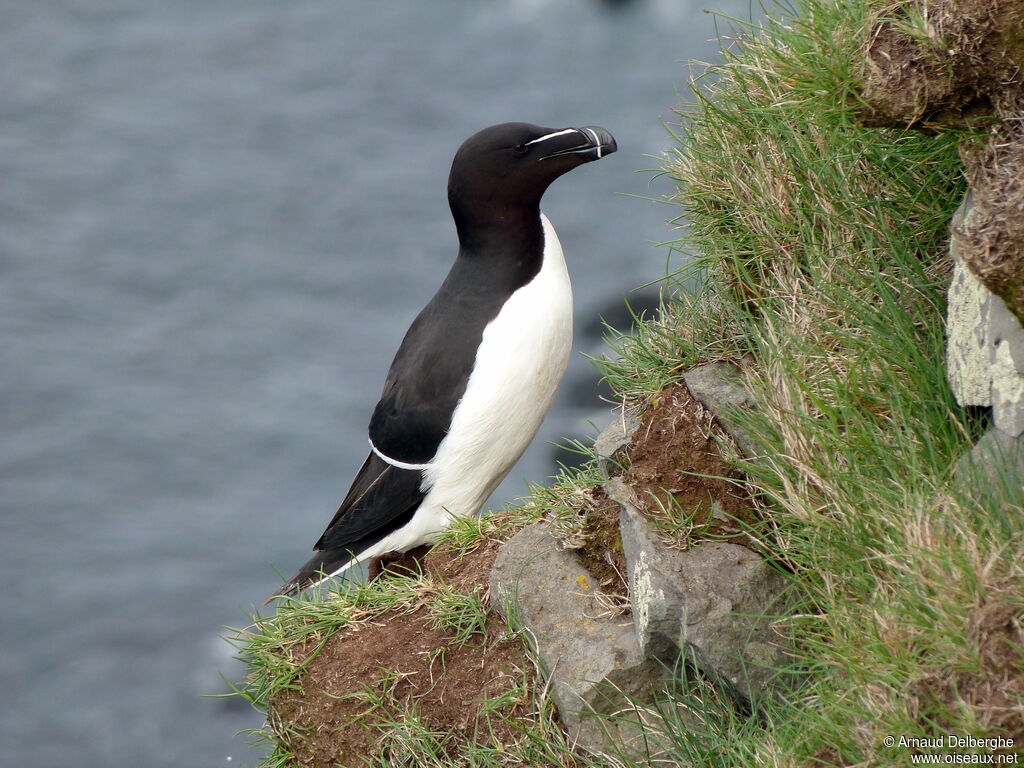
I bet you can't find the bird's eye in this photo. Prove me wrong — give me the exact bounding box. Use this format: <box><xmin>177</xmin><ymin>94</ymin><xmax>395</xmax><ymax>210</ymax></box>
<box><xmin>513</xmin><ymin>144</ymin><xmax>527</xmax><ymax>153</ymax></box>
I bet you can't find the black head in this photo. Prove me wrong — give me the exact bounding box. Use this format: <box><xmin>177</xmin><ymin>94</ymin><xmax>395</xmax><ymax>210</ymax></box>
<box><xmin>447</xmin><ymin>122</ymin><xmax>616</xmax><ymax>241</ymax></box>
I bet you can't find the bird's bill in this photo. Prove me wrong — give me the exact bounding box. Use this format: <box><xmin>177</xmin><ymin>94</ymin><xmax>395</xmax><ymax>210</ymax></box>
<box><xmin>536</xmin><ymin>126</ymin><xmax>617</xmax><ymax>162</ymax></box>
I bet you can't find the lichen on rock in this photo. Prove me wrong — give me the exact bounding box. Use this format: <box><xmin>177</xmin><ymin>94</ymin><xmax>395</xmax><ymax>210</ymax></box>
<box><xmin>947</xmin><ymin>192</ymin><xmax>1024</xmax><ymax>437</ymax></box>
<box><xmin>608</xmin><ymin>477</ymin><xmax>794</xmax><ymax>702</ymax></box>
<box><xmin>488</xmin><ymin>522</ymin><xmax>674</xmax><ymax>756</ymax></box>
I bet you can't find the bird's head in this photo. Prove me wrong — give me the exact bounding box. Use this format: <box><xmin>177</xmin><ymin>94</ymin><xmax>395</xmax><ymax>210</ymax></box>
<box><xmin>447</xmin><ymin>122</ymin><xmax>616</xmax><ymax>236</ymax></box>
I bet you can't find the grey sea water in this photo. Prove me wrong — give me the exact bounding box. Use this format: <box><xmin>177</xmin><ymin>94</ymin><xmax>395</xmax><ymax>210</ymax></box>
<box><xmin>1</xmin><ymin>1</ymin><xmax>750</xmax><ymax>765</ymax></box>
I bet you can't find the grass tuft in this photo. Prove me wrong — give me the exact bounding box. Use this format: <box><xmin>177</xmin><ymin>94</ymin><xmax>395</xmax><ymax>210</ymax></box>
<box><xmin>583</xmin><ymin>0</ymin><xmax>1022</xmax><ymax>764</ymax></box>
<box><xmin>425</xmin><ymin>584</ymin><xmax>488</xmax><ymax>648</ymax></box>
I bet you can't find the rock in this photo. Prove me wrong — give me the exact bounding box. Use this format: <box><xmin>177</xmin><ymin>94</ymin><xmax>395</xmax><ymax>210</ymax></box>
<box><xmin>954</xmin><ymin>428</ymin><xmax>1024</xmax><ymax>499</ymax></box>
<box><xmin>947</xmin><ymin>193</ymin><xmax>1024</xmax><ymax>437</ymax></box>
<box><xmin>606</xmin><ymin>478</ymin><xmax>792</xmax><ymax>701</ymax></box>
<box><xmin>489</xmin><ymin>523</ymin><xmax>672</xmax><ymax>756</ymax></box>
<box><xmin>592</xmin><ymin>404</ymin><xmax>642</xmax><ymax>476</ymax></box>
<box><xmin>947</xmin><ymin>197</ymin><xmax>995</xmax><ymax>406</ymax></box>
<box><xmin>682</xmin><ymin>362</ymin><xmax>759</xmax><ymax>455</ymax></box>
<box><xmin>989</xmin><ymin>307</ymin><xmax>1024</xmax><ymax>435</ymax></box>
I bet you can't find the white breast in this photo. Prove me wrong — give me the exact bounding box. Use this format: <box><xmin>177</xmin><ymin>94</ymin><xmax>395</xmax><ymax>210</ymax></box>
<box><xmin>387</xmin><ymin>212</ymin><xmax>573</xmax><ymax>547</ymax></box>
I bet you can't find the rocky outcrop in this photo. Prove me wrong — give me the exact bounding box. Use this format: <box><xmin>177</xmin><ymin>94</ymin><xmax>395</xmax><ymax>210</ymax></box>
<box><xmin>488</xmin><ymin>181</ymin><xmax>1023</xmax><ymax>758</ymax></box>
<box><xmin>592</xmin><ymin>404</ymin><xmax>642</xmax><ymax>476</ymax></box>
<box><xmin>489</xmin><ymin>523</ymin><xmax>673</xmax><ymax>755</ymax></box>
<box><xmin>948</xmin><ymin>194</ymin><xmax>1024</xmax><ymax>437</ymax></box>
<box><xmin>956</xmin><ymin>428</ymin><xmax>1024</xmax><ymax>493</ymax></box>
<box><xmin>490</xmin><ymin>379</ymin><xmax>793</xmax><ymax>757</ymax></box>
<box><xmin>858</xmin><ymin>0</ymin><xmax>1024</xmax><ymax>323</ymax></box>
<box><xmin>607</xmin><ymin>478</ymin><xmax>792</xmax><ymax>701</ymax></box>
<box><xmin>682</xmin><ymin>361</ymin><xmax>759</xmax><ymax>456</ymax></box>
<box><xmin>947</xmin><ymin>193</ymin><xmax>1024</xmax><ymax>493</ymax></box>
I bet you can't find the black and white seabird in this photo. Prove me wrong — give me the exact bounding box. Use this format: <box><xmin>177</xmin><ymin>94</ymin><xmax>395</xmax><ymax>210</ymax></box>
<box><xmin>272</xmin><ymin>122</ymin><xmax>617</xmax><ymax>599</ymax></box>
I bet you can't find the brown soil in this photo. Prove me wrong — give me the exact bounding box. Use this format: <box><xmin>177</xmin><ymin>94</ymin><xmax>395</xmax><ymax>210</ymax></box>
<box><xmin>368</xmin><ymin>544</ymin><xmax>432</xmax><ymax>581</ymax></box>
<box><xmin>958</xmin><ymin>125</ymin><xmax>1024</xmax><ymax>323</ymax></box>
<box><xmin>422</xmin><ymin>537</ymin><xmax>507</xmax><ymax>595</ymax></box>
<box><xmin>269</xmin><ymin>539</ymin><xmax>534</xmax><ymax>768</ymax></box>
<box><xmin>859</xmin><ymin>0</ymin><xmax>1024</xmax><ymax>128</ymax></box>
<box><xmin>267</xmin><ymin>380</ymin><xmax>762</xmax><ymax>766</ymax></box>
<box><xmin>557</xmin><ymin>484</ymin><xmax>630</xmax><ymax>600</ymax></box>
<box><xmin>616</xmin><ymin>381</ymin><xmax>758</xmax><ymax>547</ymax></box>
<box><xmin>548</xmin><ymin>380</ymin><xmax>761</xmax><ymax>599</ymax></box>
<box><xmin>858</xmin><ymin>0</ymin><xmax>1024</xmax><ymax>323</ymax></box>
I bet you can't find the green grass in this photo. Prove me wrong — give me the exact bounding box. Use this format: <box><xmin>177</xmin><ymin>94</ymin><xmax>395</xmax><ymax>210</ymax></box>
<box><xmin>230</xmin><ymin>0</ymin><xmax>1022</xmax><ymax>764</ymax></box>
<box><xmin>227</xmin><ymin>464</ymin><xmax>608</xmax><ymax>767</ymax></box>
<box><xmin>586</xmin><ymin>0</ymin><xmax>1022</xmax><ymax>765</ymax></box>
<box><xmin>225</xmin><ymin>572</ymin><xmax>433</xmax><ymax>765</ymax></box>
<box><xmin>425</xmin><ymin>584</ymin><xmax>488</xmax><ymax>648</ymax></box>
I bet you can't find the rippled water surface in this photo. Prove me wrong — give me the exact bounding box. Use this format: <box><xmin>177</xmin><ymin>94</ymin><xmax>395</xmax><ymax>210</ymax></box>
<box><xmin>1</xmin><ymin>1</ymin><xmax>750</xmax><ymax>764</ymax></box>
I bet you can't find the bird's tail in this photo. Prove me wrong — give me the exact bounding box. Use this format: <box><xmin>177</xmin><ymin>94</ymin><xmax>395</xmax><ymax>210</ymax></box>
<box><xmin>265</xmin><ymin>549</ymin><xmax>356</xmax><ymax>605</ymax></box>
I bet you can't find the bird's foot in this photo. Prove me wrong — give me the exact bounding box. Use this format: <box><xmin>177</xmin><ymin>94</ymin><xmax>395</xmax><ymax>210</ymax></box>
<box><xmin>368</xmin><ymin>545</ymin><xmax>432</xmax><ymax>582</ymax></box>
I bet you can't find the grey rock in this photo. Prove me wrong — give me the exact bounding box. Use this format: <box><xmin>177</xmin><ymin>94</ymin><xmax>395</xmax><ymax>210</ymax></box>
<box><xmin>592</xmin><ymin>404</ymin><xmax>642</xmax><ymax>476</ymax></box>
<box><xmin>489</xmin><ymin>523</ymin><xmax>673</xmax><ymax>756</ymax></box>
<box><xmin>993</xmin><ymin>335</ymin><xmax>1024</xmax><ymax>437</ymax></box>
<box><xmin>947</xmin><ymin>251</ymin><xmax>993</xmax><ymax>405</ymax></box>
<box><xmin>954</xmin><ymin>428</ymin><xmax>1024</xmax><ymax>499</ymax></box>
<box><xmin>950</xmin><ymin>190</ymin><xmax>973</xmax><ymax>232</ymax></box>
<box><xmin>682</xmin><ymin>361</ymin><xmax>759</xmax><ymax>456</ymax></box>
<box><xmin>947</xmin><ymin>193</ymin><xmax>1024</xmax><ymax>437</ymax></box>
<box><xmin>606</xmin><ymin>478</ymin><xmax>792</xmax><ymax>700</ymax></box>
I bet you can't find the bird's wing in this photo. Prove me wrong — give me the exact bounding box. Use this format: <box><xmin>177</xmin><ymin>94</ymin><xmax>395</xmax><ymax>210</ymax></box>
<box><xmin>313</xmin><ymin>271</ymin><xmax>500</xmax><ymax>552</ymax></box>
<box><xmin>367</xmin><ymin>296</ymin><xmax>487</xmax><ymax>465</ymax></box>
<box><xmin>313</xmin><ymin>452</ymin><xmax>426</xmax><ymax>551</ymax></box>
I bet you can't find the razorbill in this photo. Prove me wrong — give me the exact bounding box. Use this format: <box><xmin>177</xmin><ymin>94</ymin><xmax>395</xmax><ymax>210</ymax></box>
<box><xmin>272</xmin><ymin>122</ymin><xmax>617</xmax><ymax>599</ymax></box>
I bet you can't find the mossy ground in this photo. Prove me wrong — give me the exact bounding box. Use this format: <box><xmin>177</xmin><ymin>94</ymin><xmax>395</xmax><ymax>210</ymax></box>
<box><xmin>858</xmin><ymin>0</ymin><xmax>1024</xmax><ymax>324</ymax></box>
<box><xmin>263</xmin><ymin>542</ymin><xmax>549</xmax><ymax>768</ymax></box>
<box><xmin>231</xmin><ymin>0</ymin><xmax>1023</xmax><ymax>764</ymax></box>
